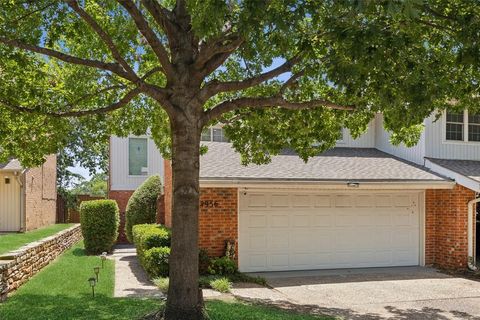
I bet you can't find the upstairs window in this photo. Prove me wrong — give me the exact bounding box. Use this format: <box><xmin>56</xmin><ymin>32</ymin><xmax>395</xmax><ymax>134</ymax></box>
<box><xmin>129</xmin><ymin>138</ymin><xmax>148</xmax><ymax>175</ymax></box>
<box><xmin>446</xmin><ymin>112</ymin><xmax>464</xmax><ymax>141</ymax></box>
<box><xmin>445</xmin><ymin>110</ymin><xmax>480</xmax><ymax>142</ymax></box>
<box><xmin>201</xmin><ymin>128</ymin><xmax>230</xmax><ymax>142</ymax></box>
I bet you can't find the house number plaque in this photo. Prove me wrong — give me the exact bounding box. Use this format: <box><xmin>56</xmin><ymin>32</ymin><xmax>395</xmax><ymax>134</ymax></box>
<box><xmin>200</xmin><ymin>200</ymin><xmax>219</xmax><ymax>208</ymax></box>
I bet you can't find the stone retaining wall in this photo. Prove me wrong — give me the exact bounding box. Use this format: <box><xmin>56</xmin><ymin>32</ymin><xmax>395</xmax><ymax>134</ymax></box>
<box><xmin>0</xmin><ymin>224</ymin><xmax>82</xmax><ymax>301</ymax></box>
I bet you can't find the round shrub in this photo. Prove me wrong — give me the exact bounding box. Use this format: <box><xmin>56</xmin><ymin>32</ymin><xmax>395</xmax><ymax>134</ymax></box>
<box><xmin>80</xmin><ymin>200</ymin><xmax>119</xmax><ymax>254</ymax></box>
<box><xmin>125</xmin><ymin>175</ymin><xmax>163</xmax><ymax>242</ymax></box>
<box><xmin>144</xmin><ymin>246</ymin><xmax>170</xmax><ymax>278</ymax></box>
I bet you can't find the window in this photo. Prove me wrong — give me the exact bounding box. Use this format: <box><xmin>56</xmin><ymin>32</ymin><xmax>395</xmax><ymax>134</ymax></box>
<box><xmin>445</xmin><ymin>110</ymin><xmax>480</xmax><ymax>142</ymax></box>
<box><xmin>201</xmin><ymin>127</ymin><xmax>229</xmax><ymax>142</ymax></box>
<box><xmin>128</xmin><ymin>138</ymin><xmax>148</xmax><ymax>175</ymax></box>
<box><xmin>446</xmin><ymin>112</ymin><xmax>464</xmax><ymax>141</ymax></box>
<box><xmin>469</xmin><ymin>113</ymin><xmax>480</xmax><ymax>142</ymax></box>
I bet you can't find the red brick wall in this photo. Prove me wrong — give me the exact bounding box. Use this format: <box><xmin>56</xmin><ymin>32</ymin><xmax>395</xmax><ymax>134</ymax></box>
<box><xmin>199</xmin><ymin>188</ymin><xmax>238</xmax><ymax>258</ymax></box>
<box><xmin>24</xmin><ymin>155</ymin><xmax>57</xmax><ymax>231</ymax></box>
<box><xmin>69</xmin><ymin>195</ymin><xmax>105</xmax><ymax>223</ymax></box>
<box><xmin>425</xmin><ymin>185</ymin><xmax>476</xmax><ymax>270</ymax></box>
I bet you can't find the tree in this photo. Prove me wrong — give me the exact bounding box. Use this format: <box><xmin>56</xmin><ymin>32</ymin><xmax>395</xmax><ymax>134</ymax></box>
<box><xmin>0</xmin><ymin>1</ymin><xmax>479</xmax><ymax>319</ymax></box>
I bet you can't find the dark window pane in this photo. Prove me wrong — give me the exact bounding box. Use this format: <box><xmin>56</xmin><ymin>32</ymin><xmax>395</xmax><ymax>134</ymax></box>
<box><xmin>446</xmin><ymin>123</ymin><xmax>463</xmax><ymax>141</ymax></box>
<box><xmin>446</xmin><ymin>112</ymin><xmax>464</xmax><ymax>123</ymax></box>
<box><xmin>201</xmin><ymin>128</ymin><xmax>211</xmax><ymax>141</ymax></box>
<box><xmin>469</xmin><ymin>124</ymin><xmax>480</xmax><ymax>141</ymax></box>
<box><xmin>212</xmin><ymin>128</ymin><xmax>229</xmax><ymax>142</ymax></box>
<box><xmin>469</xmin><ymin>113</ymin><xmax>480</xmax><ymax>124</ymax></box>
<box><xmin>129</xmin><ymin>138</ymin><xmax>148</xmax><ymax>175</ymax></box>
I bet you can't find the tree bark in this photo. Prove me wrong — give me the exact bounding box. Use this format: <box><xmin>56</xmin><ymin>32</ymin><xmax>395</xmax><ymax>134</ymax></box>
<box><xmin>164</xmin><ymin>112</ymin><xmax>204</xmax><ymax>320</ymax></box>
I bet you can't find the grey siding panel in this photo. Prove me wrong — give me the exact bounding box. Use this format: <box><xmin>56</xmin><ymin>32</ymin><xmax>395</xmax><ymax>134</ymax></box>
<box><xmin>374</xmin><ymin>114</ymin><xmax>425</xmax><ymax>165</ymax></box>
<box><xmin>336</xmin><ymin>120</ymin><xmax>375</xmax><ymax>148</ymax></box>
<box><xmin>425</xmin><ymin>113</ymin><xmax>480</xmax><ymax>160</ymax></box>
<box><xmin>110</xmin><ymin>136</ymin><xmax>164</xmax><ymax>191</ymax></box>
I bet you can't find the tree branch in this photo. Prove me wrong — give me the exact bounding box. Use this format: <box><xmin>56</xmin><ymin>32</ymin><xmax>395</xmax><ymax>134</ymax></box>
<box><xmin>117</xmin><ymin>0</ymin><xmax>174</xmax><ymax>77</ymax></box>
<box><xmin>10</xmin><ymin>2</ymin><xmax>56</xmax><ymax>25</ymax></box>
<box><xmin>0</xmin><ymin>87</ymin><xmax>142</xmax><ymax>117</ymax></box>
<box><xmin>0</xmin><ymin>37</ymin><xmax>133</xmax><ymax>80</ymax></box>
<box><xmin>201</xmin><ymin>55</ymin><xmax>301</xmax><ymax>100</ymax></box>
<box><xmin>198</xmin><ymin>37</ymin><xmax>244</xmax><ymax>78</ymax></box>
<box><xmin>66</xmin><ymin>0</ymin><xmax>138</xmax><ymax>80</ymax></box>
<box><xmin>195</xmin><ymin>33</ymin><xmax>243</xmax><ymax>69</ymax></box>
<box><xmin>204</xmin><ymin>96</ymin><xmax>354</xmax><ymax>123</ymax></box>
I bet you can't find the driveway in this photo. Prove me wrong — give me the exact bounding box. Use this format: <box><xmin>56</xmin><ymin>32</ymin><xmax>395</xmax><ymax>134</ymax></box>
<box><xmin>231</xmin><ymin>267</ymin><xmax>480</xmax><ymax>320</ymax></box>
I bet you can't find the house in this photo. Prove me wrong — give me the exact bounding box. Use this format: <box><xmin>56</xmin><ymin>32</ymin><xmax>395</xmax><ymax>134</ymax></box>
<box><xmin>108</xmin><ymin>111</ymin><xmax>480</xmax><ymax>272</ymax></box>
<box><xmin>0</xmin><ymin>155</ymin><xmax>57</xmax><ymax>232</ymax></box>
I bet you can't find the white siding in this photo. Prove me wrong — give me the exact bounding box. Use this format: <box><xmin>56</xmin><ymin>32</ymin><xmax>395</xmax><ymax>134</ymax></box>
<box><xmin>336</xmin><ymin>120</ymin><xmax>375</xmax><ymax>148</ymax></box>
<box><xmin>110</xmin><ymin>136</ymin><xmax>164</xmax><ymax>191</ymax></box>
<box><xmin>425</xmin><ymin>113</ymin><xmax>480</xmax><ymax>160</ymax></box>
<box><xmin>0</xmin><ymin>173</ymin><xmax>21</xmax><ymax>232</ymax></box>
<box><xmin>374</xmin><ymin>114</ymin><xmax>426</xmax><ymax>165</ymax></box>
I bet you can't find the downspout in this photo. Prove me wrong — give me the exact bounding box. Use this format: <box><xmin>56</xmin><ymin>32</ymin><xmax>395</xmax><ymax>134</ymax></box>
<box><xmin>14</xmin><ymin>169</ymin><xmax>27</xmax><ymax>232</ymax></box>
<box><xmin>467</xmin><ymin>195</ymin><xmax>480</xmax><ymax>271</ymax></box>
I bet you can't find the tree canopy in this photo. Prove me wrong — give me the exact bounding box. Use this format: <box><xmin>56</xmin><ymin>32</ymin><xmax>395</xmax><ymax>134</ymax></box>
<box><xmin>1</xmin><ymin>1</ymin><xmax>480</xmax><ymax>319</ymax></box>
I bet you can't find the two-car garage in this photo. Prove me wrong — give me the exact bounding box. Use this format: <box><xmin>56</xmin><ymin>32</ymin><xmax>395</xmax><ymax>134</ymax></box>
<box><xmin>238</xmin><ymin>190</ymin><xmax>422</xmax><ymax>272</ymax></box>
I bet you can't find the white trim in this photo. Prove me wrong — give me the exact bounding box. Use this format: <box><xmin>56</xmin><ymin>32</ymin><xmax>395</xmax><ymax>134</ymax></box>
<box><xmin>419</xmin><ymin>191</ymin><xmax>426</xmax><ymax>266</ymax></box>
<box><xmin>200</xmin><ymin>179</ymin><xmax>455</xmax><ymax>190</ymax></box>
<box><xmin>425</xmin><ymin>159</ymin><xmax>480</xmax><ymax>192</ymax></box>
<box><xmin>442</xmin><ymin>109</ymin><xmax>480</xmax><ymax>145</ymax></box>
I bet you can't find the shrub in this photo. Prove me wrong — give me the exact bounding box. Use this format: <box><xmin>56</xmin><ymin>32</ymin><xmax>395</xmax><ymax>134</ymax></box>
<box><xmin>153</xmin><ymin>277</ymin><xmax>169</xmax><ymax>294</ymax></box>
<box><xmin>80</xmin><ymin>200</ymin><xmax>119</xmax><ymax>254</ymax></box>
<box><xmin>208</xmin><ymin>256</ymin><xmax>237</xmax><ymax>275</ymax></box>
<box><xmin>209</xmin><ymin>277</ymin><xmax>232</xmax><ymax>293</ymax></box>
<box><xmin>144</xmin><ymin>246</ymin><xmax>170</xmax><ymax>278</ymax></box>
<box><xmin>199</xmin><ymin>249</ymin><xmax>211</xmax><ymax>275</ymax></box>
<box><xmin>125</xmin><ymin>175</ymin><xmax>162</xmax><ymax>242</ymax></box>
<box><xmin>132</xmin><ymin>224</ymin><xmax>171</xmax><ymax>278</ymax></box>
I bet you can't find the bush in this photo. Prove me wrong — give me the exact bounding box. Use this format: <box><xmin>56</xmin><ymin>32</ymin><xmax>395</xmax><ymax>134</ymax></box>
<box><xmin>199</xmin><ymin>249</ymin><xmax>211</xmax><ymax>275</ymax></box>
<box><xmin>208</xmin><ymin>256</ymin><xmax>237</xmax><ymax>275</ymax></box>
<box><xmin>210</xmin><ymin>277</ymin><xmax>232</xmax><ymax>293</ymax></box>
<box><xmin>132</xmin><ymin>224</ymin><xmax>171</xmax><ymax>278</ymax></box>
<box><xmin>125</xmin><ymin>175</ymin><xmax>163</xmax><ymax>242</ymax></box>
<box><xmin>80</xmin><ymin>200</ymin><xmax>119</xmax><ymax>254</ymax></box>
<box><xmin>144</xmin><ymin>247</ymin><xmax>170</xmax><ymax>278</ymax></box>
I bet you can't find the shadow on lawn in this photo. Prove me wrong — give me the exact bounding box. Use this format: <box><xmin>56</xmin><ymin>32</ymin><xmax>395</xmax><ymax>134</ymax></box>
<box><xmin>235</xmin><ymin>296</ymin><xmax>480</xmax><ymax>320</ymax></box>
<box><xmin>0</xmin><ymin>294</ymin><xmax>161</xmax><ymax>320</ymax></box>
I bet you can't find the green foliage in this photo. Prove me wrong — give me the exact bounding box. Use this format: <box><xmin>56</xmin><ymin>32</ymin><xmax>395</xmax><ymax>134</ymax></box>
<box><xmin>125</xmin><ymin>175</ymin><xmax>163</xmax><ymax>242</ymax></box>
<box><xmin>199</xmin><ymin>248</ymin><xmax>211</xmax><ymax>275</ymax></box>
<box><xmin>227</xmin><ymin>273</ymin><xmax>267</xmax><ymax>287</ymax></box>
<box><xmin>143</xmin><ymin>247</ymin><xmax>170</xmax><ymax>278</ymax></box>
<box><xmin>79</xmin><ymin>200</ymin><xmax>119</xmax><ymax>254</ymax></box>
<box><xmin>207</xmin><ymin>256</ymin><xmax>237</xmax><ymax>276</ymax></box>
<box><xmin>132</xmin><ymin>224</ymin><xmax>171</xmax><ymax>278</ymax></box>
<box><xmin>209</xmin><ymin>277</ymin><xmax>232</xmax><ymax>293</ymax></box>
<box><xmin>153</xmin><ymin>277</ymin><xmax>169</xmax><ymax>294</ymax></box>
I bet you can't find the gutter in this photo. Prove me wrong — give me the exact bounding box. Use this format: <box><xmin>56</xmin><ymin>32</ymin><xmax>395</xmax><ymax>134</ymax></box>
<box><xmin>468</xmin><ymin>195</ymin><xmax>480</xmax><ymax>271</ymax></box>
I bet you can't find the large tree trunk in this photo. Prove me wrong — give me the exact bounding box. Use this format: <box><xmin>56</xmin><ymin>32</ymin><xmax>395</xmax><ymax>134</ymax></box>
<box><xmin>164</xmin><ymin>113</ymin><xmax>204</xmax><ymax>320</ymax></box>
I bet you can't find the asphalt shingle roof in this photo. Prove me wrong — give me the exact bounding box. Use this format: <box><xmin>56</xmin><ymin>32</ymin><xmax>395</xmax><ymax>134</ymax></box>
<box><xmin>200</xmin><ymin>142</ymin><xmax>448</xmax><ymax>182</ymax></box>
<box><xmin>426</xmin><ymin>158</ymin><xmax>480</xmax><ymax>183</ymax></box>
<box><xmin>0</xmin><ymin>159</ymin><xmax>22</xmax><ymax>171</ymax></box>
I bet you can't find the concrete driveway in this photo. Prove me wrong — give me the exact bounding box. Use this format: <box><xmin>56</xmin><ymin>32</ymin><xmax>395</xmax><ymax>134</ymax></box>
<box><xmin>231</xmin><ymin>267</ymin><xmax>480</xmax><ymax>320</ymax></box>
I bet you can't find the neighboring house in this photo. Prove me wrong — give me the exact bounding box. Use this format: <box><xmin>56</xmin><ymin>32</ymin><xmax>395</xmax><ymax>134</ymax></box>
<box><xmin>0</xmin><ymin>155</ymin><xmax>57</xmax><ymax>232</ymax></box>
<box><xmin>109</xmin><ymin>111</ymin><xmax>480</xmax><ymax>272</ymax></box>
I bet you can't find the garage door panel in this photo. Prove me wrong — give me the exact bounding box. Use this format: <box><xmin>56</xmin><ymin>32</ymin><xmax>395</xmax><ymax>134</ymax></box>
<box><xmin>239</xmin><ymin>191</ymin><xmax>421</xmax><ymax>272</ymax></box>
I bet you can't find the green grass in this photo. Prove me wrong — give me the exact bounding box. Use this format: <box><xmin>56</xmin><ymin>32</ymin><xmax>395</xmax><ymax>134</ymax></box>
<box><xmin>206</xmin><ymin>300</ymin><xmax>334</xmax><ymax>320</ymax></box>
<box><xmin>0</xmin><ymin>242</ymin><xmax>159</xmax><ymax>320</ymax></box>
<box><xmin>0</xmin><ymin>223</ymin><xmax>75</xmax><ymax>255</ymax></box>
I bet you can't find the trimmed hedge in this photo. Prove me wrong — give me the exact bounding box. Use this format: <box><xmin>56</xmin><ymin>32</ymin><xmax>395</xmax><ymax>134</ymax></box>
<box><xmin>125</xmin><ymin>175</ymin><xmax>163</xmax><ymax>242</ymax></box>
<box><xmin>80</xmin><ymin>200</ymin><xmax>119</xmax><ymax>254</ymax></box>
<box><xmin>133</xmin><ymin>224</ymin><xmax>171</xmax><ymax>278</ymax></box>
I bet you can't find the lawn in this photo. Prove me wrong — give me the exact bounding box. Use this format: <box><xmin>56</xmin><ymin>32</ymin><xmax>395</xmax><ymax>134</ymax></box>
<box><xmin>0</xmin><ymin>223</ymin><xmax>75</xmax><ymax>255</ymax></box>
<box><xmin>0</xmin><ymin>241</ymin><xmax>333</xmax><ymax>320</ymax></box>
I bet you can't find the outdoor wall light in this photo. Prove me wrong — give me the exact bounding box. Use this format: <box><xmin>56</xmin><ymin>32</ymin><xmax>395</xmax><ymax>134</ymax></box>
<box><xmin>94</xmin><ymin>267</ymin><xmax>100</xmax><ymax>282</ymax></box>
<box><xmin>347</xmin><ymin>182</ymin><xmax>360</xmax><ymax>188</ymax></box>
<box><xmin>88</xmin><ymin>277</ymin><xmax>96</xmax><ymax>298</ymax></box>
<box><xmin>101</xmin><ymin>252</ymin><xmax>107</xmax><ymax>268</ymax></box>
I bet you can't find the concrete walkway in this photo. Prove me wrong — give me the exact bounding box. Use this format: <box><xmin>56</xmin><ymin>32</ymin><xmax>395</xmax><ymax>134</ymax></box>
<box><xmin>112</xmin><ymin>244</ymin><xmax>163</xmax><ymax>298</ymax></box>
<box><xmin>231</xmin><ymin>267</ymin><xmax>480</xmax><ymax>320</ymax></box>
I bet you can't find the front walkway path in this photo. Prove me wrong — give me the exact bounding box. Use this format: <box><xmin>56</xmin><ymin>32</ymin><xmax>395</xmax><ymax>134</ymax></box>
<box><xmin>112</xmin><ymin>244</ymin><xmax>163</xmax><ymax>298</ymax></box>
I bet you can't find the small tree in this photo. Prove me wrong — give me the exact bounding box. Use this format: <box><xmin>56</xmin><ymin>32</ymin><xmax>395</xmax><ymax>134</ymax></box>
<box><xmin>1</xmin><ymin>1</ymin><xmax>479</xmax><ymax>319</ymax></box>
<box><xmin>125</xmin><ymin>175</ymin><xmax>163</xmax><ymax>242</ymax></box>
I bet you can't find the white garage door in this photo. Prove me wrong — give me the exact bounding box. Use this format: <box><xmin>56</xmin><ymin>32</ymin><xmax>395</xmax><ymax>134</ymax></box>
<box><xmin>239</xmin><ymin>191</ymin><xmax>421</xmax><ymax>272</ymax></box>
